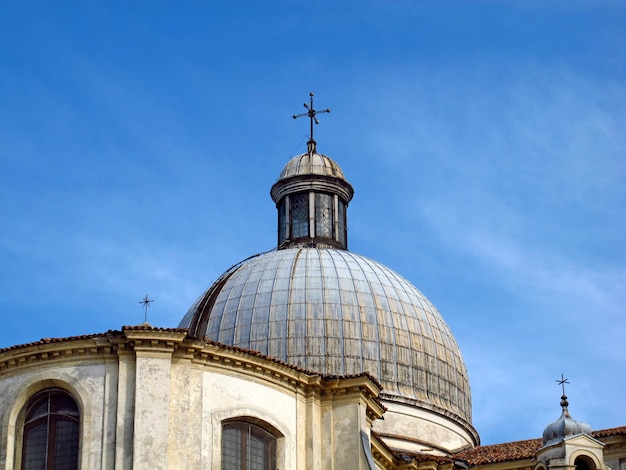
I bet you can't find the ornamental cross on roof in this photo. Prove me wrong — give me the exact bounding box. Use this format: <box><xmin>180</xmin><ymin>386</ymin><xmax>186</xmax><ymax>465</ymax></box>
<box><xmin>556</xmin><ymin>373</ymin><xmax>570</xmax><ymax>396</ymax></box>
<box><xmin>292</xmin><ymin>92</ymin><xmax>331</xmax><ymax>146</ymax></box>
<box><xmin>139</xmin><ymin>294</ymin><xmax>154</xmax><ymax>323</ymax></box>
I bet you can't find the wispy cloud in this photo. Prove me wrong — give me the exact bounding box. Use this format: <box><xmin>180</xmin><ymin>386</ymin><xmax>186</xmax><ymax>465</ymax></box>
<box><xmin>352</xmin><ymin>59</ymin><xmax>626</xmax><ymax>442</ymax></box>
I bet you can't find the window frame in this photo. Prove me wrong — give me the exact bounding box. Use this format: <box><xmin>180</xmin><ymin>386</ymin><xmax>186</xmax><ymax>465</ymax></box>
<box><xmin>221</xmin><ymin>418</ymin><xmax>281</xmax><ymax>470</ymax></box>
<box><xmin>289</xmin><ymin>192</ymin><xmax>310</xmax><ymax>240</ymax></box>
<box><xmin>19</xmin><ymin>388</ymin><xmax>81</xmax><ymax>470</ymax></box>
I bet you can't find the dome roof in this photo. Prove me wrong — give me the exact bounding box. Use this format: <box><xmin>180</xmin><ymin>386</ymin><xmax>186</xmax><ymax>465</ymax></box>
<box><xmin>179</xmin><ymin>247</ymin><xmax>472</xmax><ymax>423</ymax></box>
<box><xmin>542</xmin><ymin>395</ymin><xmax>592</xmax><ymax>447</ymax></box>
<box><xmin>278</xmin><ymin>151</ymin><xmax>347</xmax><ymax>180</ymax></box>
<box><xmin>181</xmin><ymin>93</ymin><xmax>476</xmax><ymax>449</ymax></box>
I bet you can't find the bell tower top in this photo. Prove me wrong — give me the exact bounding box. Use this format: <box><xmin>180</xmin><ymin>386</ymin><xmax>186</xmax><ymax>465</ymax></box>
<box><xmin>271</xmin><ymin>93</ymin><xmax>353</xmax><ymax>250</ymax></box>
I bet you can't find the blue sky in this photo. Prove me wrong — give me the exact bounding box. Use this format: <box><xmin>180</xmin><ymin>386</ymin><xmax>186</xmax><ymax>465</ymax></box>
<box><xmin>1</xmin><ymin>1</ymin><xmax>624</xmax><ymax>445</ymax></box>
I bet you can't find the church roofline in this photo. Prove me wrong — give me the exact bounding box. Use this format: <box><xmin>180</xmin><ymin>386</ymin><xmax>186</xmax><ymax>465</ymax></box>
<box><xmin>454</xmin><ymin>438</ymin><xmax>542</xmax><ymax>465</ymax></box>
<box><xmin>453</xmin><ymin>427</ymin><xmax>626</xmax><ymax>466</ymax></box>
<box><xmin>0</xmin><ymin>325</ymin><xmax>386</xmax><ymax>417</ymax></box>
<box><xmin>0</xmin><ymin>325</ymin><xmax>189</xmax><ymax>354</ymax></box>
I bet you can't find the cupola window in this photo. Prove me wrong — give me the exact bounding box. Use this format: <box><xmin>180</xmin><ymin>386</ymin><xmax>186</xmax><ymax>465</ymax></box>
<box><xmin>275</xmin><ymin>190</ymin><xmax>348</xmax><ymax>249</ymax></box>
<box><xmin>337</xmin><ymin>198</ymin><xmax>346</xmax><ymax>246</ymax></box>
<box><xmin>277</xmin><ymin>199</ymin><xmax>287</xmax><ymax>245</ymax></box>
<box><xmin>290</xmin><ymin>193</ymin><xmax>310</xmax><ymax>239</ymax></box>
<box><xmin>315</xmin><ymin>193</ymin><xmax>333</xmax><ymax>238</ymax></box>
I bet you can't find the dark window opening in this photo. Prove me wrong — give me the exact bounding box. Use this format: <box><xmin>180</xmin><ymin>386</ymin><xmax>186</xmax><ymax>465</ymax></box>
<box><xmin>222</xmin><ymin>421</ymin><xmax>277</xmax><ymax>470</ymax></box>
<box><xmin>575</xmin><ymin>456</ymin><xmax>595</xmax><ymax>470</ymax></box>
<box><xmin>290</xmin><ymin>193</ymin><xmax>309</xmax><ymax>239</ymax></box>
<box><xmin>337</xmin><ymin>199</ymin><xmax>346</xmax><ymax>246</ymax></box>
<box><xmin>22</xmin><ymin>389</ymin><xmax>80</xmax><ymax>470</ymax></box>
<box><xmin>278</xmin><ymin>199</ymin><xmax>287</xmax><ymax>245</ymax></box>
<box><xmin>315</xmin><ymin>193</ymin><xmax>333</xmax><ymax>239</ymax></box>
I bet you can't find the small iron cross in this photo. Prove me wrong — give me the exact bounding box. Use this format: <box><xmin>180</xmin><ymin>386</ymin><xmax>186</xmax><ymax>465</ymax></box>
<box><xmin>556</xmin><ymin>373</ymin><xmax>570</xmax><ymax>396</ymax></box>
<box><xmin>292</xmin><ymin>92</ymin><xmax>331</xmax><ymax>143</ymax></box>
<box><xmin>139</xmin><ymin>294</ymin><xmax>154</xmax><ymax>323</ymax></box>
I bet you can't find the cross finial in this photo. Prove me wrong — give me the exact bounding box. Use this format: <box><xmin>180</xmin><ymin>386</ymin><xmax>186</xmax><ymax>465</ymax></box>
<box><xmin>139</xmin><ymin>294</ymin><xmax>154</xmax><ymax>323</ymax></box>
<box><xmin>292</xmin><ymin>92</ymin><xmax>331</xmax><ymax>152</ymax></box>
<box><xmin>556</xmin><ymin>373</ymin><xmax>570</xmax><ymax>397</ymax></box>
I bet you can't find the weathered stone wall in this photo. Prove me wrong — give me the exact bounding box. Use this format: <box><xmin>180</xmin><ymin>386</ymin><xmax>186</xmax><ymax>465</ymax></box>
<box><xmin>0</xmin><ymin>327</ymin><xmax>384</xmax><ymax>470</ymax></box>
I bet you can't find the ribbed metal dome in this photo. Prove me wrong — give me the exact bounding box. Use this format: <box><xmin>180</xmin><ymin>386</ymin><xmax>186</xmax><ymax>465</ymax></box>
<box><xmin>179</xmin><ymin>247</ymin><xmax>472</xmax><ymax>423</ymax></box>
<box><xmin>278</xmin><ymin>151</ymin><xmax>347</xmax><ymax>180</ymax></box>
<box><xmin>182</xmin><ymin>95</ymin><xmax>475</xmax><ymax>443</ymax></box>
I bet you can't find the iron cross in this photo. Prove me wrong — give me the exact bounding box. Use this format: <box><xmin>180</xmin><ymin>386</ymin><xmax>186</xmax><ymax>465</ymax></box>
<box><xmin>139</xmin><ymin>294</ymin><xmax>154</xmax><ymax>323</ymax></box>
<box><xmin>292</xmin><ymin>92</ymin><xmax>331</xmax><ymax>143</ymax></box>
<box><xmin>556</xmin><ymin>373</ymin><xmax>570</xmax><ymax>396</ymax></box>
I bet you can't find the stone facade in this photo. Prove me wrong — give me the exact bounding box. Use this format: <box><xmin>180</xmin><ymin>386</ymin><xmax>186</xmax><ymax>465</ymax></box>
<box><xmin>0</xmin><ymin>326</ymin><xmax>385</xmax><ymax>469</ymax></box>
<box><xmin>1</xmin><ymin>326</ymin><xmax>625</xmax><ymax>470</ymax></box>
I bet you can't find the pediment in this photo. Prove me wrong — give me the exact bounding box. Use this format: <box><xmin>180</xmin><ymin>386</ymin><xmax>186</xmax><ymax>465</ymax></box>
<box><xmin>562</xmin><ymin>433</ymin><xmax>605</xmax><ymax>450</ymax></box>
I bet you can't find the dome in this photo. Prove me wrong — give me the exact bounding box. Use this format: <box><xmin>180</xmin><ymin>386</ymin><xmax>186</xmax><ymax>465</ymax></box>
<box><xmin>542</xmin><ymin>395</ymin><xmax>592</xmax><ymax>447</ymax></box>
<box><xmin>269</xmin><ymin>146</ymin><xmax>354</xmax><ymax>229</ymax></box>
<box><xmin>180</xmin><ymin>94</ymin><xmax>478</xmax><ymax>452</ymax></box>
<box><xmin>278</xmin><ymin>151</ymin><xmax>347</xmax><ymax>180</ymax></box>
<box><xmin>179</xmin><ymin>246</ymin><xmax>472</xmax><ymax>423</ymax></box>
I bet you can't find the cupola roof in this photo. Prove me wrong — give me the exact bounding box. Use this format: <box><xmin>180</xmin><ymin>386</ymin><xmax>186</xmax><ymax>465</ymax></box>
<box><xmin>270</xmin><ymin>149</ymin><xmax>354</xmax><ymax>216</ymax></box>
<box><xmin>542</xmin><ymin>380</ymin><xmax>592</xmax><ymax>447</ymax></box>
<box><xmin>277</xmin><ymin>150</ymin><xmax>347</xmax><ymax>180</ymax></box>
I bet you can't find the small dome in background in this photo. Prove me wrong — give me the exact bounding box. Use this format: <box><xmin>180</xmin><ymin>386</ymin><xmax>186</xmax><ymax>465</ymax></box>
<box><xmin>542</xmin><ymin>394</ymin><xmax>592</xmax><ymax>447</ymax></box>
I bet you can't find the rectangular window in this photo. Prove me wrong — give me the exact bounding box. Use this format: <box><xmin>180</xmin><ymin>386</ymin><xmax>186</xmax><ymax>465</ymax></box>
<box><xmin>337</xmin><ymin>200</ymin><xmax>346</xmax><ymax>246</ymax></box>
<box><xmin>222</xmin><ymin>427</ymin><xmax>242</xmax><ymax>469</ymax></box>
<box><xmin>277</xmin><ymin>200</ymin><xmax>287</xmax><ymax>245</ymax></box>
<box><xmin>290</xmin><ymin>193</ymin><xmax>309</xmax><ymax>239</ymax></box>
<box><xmin>315</xmin><ymin>193</ymin><xmax>333</xmax><ymax>239</ymax></box>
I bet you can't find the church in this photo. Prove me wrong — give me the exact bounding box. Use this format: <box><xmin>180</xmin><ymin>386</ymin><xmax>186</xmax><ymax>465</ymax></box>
<box><xmin>0</xmin><ymin>95</ymin><xmax>624</xmax><ymax>469</ymax></box>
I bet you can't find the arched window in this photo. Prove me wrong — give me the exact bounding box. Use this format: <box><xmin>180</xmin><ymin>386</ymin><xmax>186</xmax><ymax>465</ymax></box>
<box><xmin>222</xmin><ymin>421</ymin><xmax>277</xmax><ymax>470</ymax></box>
<box><xmin>21</xmin><ymin>389</ymin><xmax>80</xmax><ymax>470</ymax></box>
<box><xmin>575</xmin><ymin>455</ymin><xmax>596</xmax><ymax>470</ymax></box>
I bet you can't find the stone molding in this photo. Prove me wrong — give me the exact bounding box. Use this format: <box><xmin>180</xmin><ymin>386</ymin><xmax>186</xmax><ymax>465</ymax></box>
<box><xmin>0</xmin><ymin>326</ymin><xmax>385</xmax><ymax>422</ymax></box>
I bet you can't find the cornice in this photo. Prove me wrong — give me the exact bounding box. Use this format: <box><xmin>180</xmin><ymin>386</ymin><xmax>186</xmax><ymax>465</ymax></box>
<box><xmin>122</xmin><ymin>326</ymin><xmax>187</xmax><ymax>356</ymax></box>
<box><xmin>381</xmin><ymin>393</ymin><xmax>480</xmax><ymax>446</ymax></box>
<box><xmin>0</xmin><ymin>327</ymin><xmax>385</xmax><ymax>421</ymax></box>
<box><xmin>180</xmin><ymin>337</ymin><xmax>385</xmax><ymax>419</ymax></box>
<box><xmin>372</xmin><ymin>432</ymin><xmax>407</xmax><ymax>469</ymax></box>
<box><xmin>0</xmin><ymin>336</ymin><xmax>117</xmax><ymax>373</ymax></box>
<box><xmin>270</xmin><ymin>173</ymin><xmax>354</xmax><ymax>204</ymax></box>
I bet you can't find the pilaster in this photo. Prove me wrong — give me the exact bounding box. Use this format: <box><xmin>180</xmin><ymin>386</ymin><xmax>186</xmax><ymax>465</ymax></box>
<box><xmin>123</xmin><ymin>327</ymin><xmax>186</xmax><ymax>470</ymax></box>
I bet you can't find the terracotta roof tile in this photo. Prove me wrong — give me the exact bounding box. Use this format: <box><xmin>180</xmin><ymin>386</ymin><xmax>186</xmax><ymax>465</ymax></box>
<box><xmin>401</xmin><ymin>452</ymin><xmax>456</xmax><ymax>464</ymax></box>
<box><xmin>454</xmin><ymin>439</ymin><xmax>542</xmax><ymax>465</ymax></box>
<box><xmin>454</xmin><ymin>427</ymin><xmax>626</xmax><ymax>465</ymax></box>
<box><xmin>1</xmin><ymin>328</ymin><xmax>383</xmax><ymax>398</ymax></box>
<box><xmin>0</xmin><ymin>325</ymin><xmax>188</xmax><ymax>353</ymax></box>
<box><xmin>371</xmin><ymin>430</ymin><xmax>395</xmax><ymax>454</ymax></box>
<box><xmin>194</xmin><ymin>336</ymin><xmax>385</xmax><ymax>397</ymax></box>
<box><xmin>384</xmin><ymin>448</ymin><xmax>456</xmax><ymax>465</ymax></box>
<box><xmin>0</xmin><ymin>333</ymin><xmax>108</xmax><ymax>352</ymax></box>
<box><xmin>121</xmin><ymin>325</ymin><xmax>188</xmax><ymax>333</ymax></box>
<box><xmin>592</xmin><ymin>426</ymin><xmax>626</xmax><ymax>438</ymax></box>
